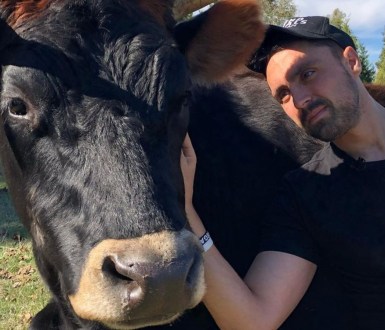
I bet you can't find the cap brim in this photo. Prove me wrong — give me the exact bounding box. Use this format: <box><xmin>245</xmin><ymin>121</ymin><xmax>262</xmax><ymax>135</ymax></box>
<box><xmin>249</xmin><ymin>25</ymin><xmax>331</xmax><ymax>74</ymax></box>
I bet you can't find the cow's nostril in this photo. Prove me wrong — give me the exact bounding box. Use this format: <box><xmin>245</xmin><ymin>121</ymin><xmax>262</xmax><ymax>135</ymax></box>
<box><xmin>101</xmin><ymin>256</ymin><xmax>145</xmax><ymax>310</ymax></box>
<box><xmin>102</xmin><ymin>256</ymin><xmax>136</xmax><ymax>283</ymax></box>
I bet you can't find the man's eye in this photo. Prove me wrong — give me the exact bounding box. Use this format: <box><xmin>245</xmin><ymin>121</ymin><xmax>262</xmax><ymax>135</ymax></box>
<box><xmin>303</xmin><ymin>70</ymin><xmax>315</xmax><ymax>79</ymax></box>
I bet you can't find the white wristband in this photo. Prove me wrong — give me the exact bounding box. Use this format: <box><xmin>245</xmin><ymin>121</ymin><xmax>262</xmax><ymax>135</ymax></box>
<box><xmin>199</xmin><ymin>231</ymin><xmax>214</xmax><ymax>252</ymax></box>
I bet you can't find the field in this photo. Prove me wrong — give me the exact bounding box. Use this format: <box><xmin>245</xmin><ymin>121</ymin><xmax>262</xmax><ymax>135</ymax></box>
<box><xmin>0</xmin><ymin>182</ymin><xmax>50</xmax><ymax>329</ymax></box>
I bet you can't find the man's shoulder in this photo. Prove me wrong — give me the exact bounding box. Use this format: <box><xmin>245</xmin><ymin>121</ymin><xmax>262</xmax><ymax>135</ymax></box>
<box><xmin>302</xmin><ymin>143</ymin><xmax>338</xmax><ymax>172</ymax></box>
<box><xmin>286</xmin><ymin>143</ymin><xmax>343</xmax><ymax>181</ymax></box>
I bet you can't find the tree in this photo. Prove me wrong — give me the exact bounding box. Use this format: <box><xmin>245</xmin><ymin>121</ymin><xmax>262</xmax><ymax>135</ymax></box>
<box><xmin>262</xmin><ymin>0</ymin><xmax>297</xmax><ymax>25</ymax></box>
<box><xmin>374</xmin><ymin>27</ymin><xmax>385</xmax><ymax>84</ymax></box>
<box><xmin>329</xmin><ymin>9</ymin><xmax>375</xmax><ymax>83</ymax></box>
<box><xmin>357</xmin><ymin>42</ymin><xmax>376</xmax><ymax>83</ymax></box>
<box><xmin>329</xmin><ymin>9</ymin><xmax>349</xmax><ymax>32</ymax></box>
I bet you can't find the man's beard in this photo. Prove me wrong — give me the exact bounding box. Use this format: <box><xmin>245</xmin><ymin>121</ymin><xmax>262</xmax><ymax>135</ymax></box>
<box><xmin>301</xmin><ymin>73</ymin><xmax>361</xmax><ymax>142</ymax></box>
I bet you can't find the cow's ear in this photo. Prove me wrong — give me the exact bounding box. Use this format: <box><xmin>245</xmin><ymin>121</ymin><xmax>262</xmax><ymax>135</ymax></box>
<box><xmin>173</xmin><ymin>0</ymin><xmax>265</xmax><ymax>85</ymax></box>
<box><xmin>0</xmin><ymin>18</ymin><xmax>19</xmax><ymax>54</ymax></box>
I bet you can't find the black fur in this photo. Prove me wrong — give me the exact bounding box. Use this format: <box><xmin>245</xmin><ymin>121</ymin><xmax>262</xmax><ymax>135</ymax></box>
<box><xmin>0</xmin><ymin>1</ymin><xmax>190</xmax><ymax>328</ymax></box>
<box><xmin>151</xmin><ymin>72</ymin><xmax>325</xmax><ymax>330</ymax></box>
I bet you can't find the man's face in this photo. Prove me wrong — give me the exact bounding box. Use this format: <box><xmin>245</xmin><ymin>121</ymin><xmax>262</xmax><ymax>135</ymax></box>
<box><xmin>266</xmin><ymin>42</ymin><xmax>361</xmax><ymax>142</ymax></box>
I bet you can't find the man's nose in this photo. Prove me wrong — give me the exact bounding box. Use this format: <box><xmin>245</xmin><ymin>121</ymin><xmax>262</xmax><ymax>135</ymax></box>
<box><xmin>291</xmin><ymin>86</ymin><xmax>312</xmax><ymax>110</ymax></box>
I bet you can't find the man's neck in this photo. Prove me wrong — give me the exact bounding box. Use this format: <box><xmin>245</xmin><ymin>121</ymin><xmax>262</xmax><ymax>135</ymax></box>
<box><xmin>333</xmin><ymin>101</ymin><xmax>385</xmax><ymax>162</ymax></box>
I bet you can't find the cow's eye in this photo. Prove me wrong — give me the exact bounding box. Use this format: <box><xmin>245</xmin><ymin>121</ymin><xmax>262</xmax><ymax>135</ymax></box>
<box><xmin>8</xmin><ymin>98</ymin><xmax>28</xmax><ymax>117</ymax></box>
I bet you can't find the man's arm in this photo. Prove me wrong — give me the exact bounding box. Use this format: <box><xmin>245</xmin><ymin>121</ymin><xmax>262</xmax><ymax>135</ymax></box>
<box><xmin>182</xmin><ymin>135</ymin><xmax>316</xmax><ymax>329</ymax></box>
<box><xmin>187</xmin><ymin>206</ymin><xmax>316</xmax><ymax>330</ymax></box>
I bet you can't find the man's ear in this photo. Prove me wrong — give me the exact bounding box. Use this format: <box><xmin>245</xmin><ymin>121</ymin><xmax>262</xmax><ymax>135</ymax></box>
<box><xmin>342</xmin><ymin>46</ymin><xmax>362</xmax><ymax>77</ymax></box>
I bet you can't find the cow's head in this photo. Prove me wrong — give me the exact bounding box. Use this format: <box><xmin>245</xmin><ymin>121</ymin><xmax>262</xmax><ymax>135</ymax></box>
<box><xmin>0</xmin><ymin>0</ymin><xmax>264</xmax><ymax>328</ymax></box>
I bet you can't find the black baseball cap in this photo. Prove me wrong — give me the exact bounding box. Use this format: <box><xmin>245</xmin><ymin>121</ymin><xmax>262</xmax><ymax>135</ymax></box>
<box><xmin>249</xmin><ymin>16</ymin><xmax>356</xmax><ymax>74</ymax></box>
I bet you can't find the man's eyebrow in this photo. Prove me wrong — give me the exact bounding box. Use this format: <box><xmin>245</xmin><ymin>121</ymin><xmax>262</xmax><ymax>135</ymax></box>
<box><xmin>286</xmin><ymin>62</ymin><xmax>303</xmax><ymax>82</ymax></box>
<box><xmin>286</xmin><ymin>58</ymin><xmax>315</xmax><ymax>82</ymax></box>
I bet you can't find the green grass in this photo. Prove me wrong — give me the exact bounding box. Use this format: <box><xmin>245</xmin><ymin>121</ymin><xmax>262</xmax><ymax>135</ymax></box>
<box><xmin>0</xmin><ymin>184</ymin><xmax>50</xmax><ymax>329</ymax></box>
<box><xmin>0</xmin><ymin>241</ymin><xmax>50</xmax><ymax>329</ymax></box>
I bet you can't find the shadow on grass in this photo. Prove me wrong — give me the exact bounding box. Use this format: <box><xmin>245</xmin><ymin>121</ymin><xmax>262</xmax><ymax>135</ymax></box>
<box><xmin>0</xmin><ymin>189</ymin><xmax>29</xmax><ymax>242</ymax></box>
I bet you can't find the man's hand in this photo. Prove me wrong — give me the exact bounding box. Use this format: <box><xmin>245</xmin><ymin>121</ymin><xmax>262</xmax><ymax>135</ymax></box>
<box><xmin>180</xmin><ymin>133</ymin><xmax>196</xmax><ymax>210</ymax></box>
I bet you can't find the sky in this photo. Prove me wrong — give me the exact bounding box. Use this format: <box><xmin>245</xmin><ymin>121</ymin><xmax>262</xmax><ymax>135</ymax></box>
<box><xmin>294</xmin><ymin>0</ymin><xmax>384</xmax><ymax>67</ymax></box>
<box><xmin>195</xmin><ymin>1</ymin><xmax>384</xmax><ymax>68</ymax></box>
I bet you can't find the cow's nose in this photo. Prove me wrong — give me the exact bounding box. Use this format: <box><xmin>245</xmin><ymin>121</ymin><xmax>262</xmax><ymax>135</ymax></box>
<box><xmin>69</xmin><ymin>230</ymin><xmax>206</xmax><ymax>326</ymax></box>
<box><xmin>101</xmin><ymin>248</ymin><xmax>201</xmax><ymax>310</ymax></box>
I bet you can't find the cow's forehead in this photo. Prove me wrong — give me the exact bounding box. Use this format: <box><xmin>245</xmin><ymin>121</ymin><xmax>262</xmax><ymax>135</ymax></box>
<box><xmin>1</xmin><ymin>0</ymin><xmax>53</xmax><ymax>27</ymax></box>
<box><xmin>0</xmin><ymin>0</ymin><xmax>191</xmax><ymax>111</ymax></box>
<box><xmin>0</xmin><ymin>0</ymin><xmax>171</xmax><ymax>57</ymax></box>
<box><xmin>1</xmin><ymin>0</ymin><xmax>174</xmax><ymax>29</ymax></box>
<box><xmin>1</xmin><ymin>0</ymin><xmax>176</xmax><ymax>66</ymax></box>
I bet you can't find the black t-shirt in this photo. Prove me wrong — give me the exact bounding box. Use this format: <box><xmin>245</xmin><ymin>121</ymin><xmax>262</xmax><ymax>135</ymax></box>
<box><xmin>259</xmin><ymin>143</ymin><xmax>385</xmax><ymax>330</ymax></box>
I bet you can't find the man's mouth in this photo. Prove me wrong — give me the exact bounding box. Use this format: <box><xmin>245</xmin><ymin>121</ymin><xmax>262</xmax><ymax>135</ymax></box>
<box><xmin>306</xmin><ymin>105</ymin><xmax>328</xmax><ymax>125</ymax></box>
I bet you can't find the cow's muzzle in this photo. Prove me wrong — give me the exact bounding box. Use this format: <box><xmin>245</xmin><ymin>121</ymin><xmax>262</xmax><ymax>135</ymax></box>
<box><xmin>68</xmin><ymin>229</ymin><xmax>205</xmax><ymax>329</ymax></box>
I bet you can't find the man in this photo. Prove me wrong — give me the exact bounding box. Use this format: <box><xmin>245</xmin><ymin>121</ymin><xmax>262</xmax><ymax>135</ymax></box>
<box><xmin>181</xmin><ymin>16</ymin><xmax>385</xmax><ymax>330</ymax></box>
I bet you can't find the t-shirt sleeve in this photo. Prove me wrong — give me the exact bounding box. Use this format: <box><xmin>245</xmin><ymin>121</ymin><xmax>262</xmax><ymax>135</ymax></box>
<box><xmin>258</xmin><ymin>178</ymin><xmax>320</xmax><ymax>265</ymax></box>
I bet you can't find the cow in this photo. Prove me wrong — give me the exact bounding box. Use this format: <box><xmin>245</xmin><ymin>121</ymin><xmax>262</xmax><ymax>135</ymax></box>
<box><xmin>0</xmin><ymin>0</ymin><xmax>268</xmax><ymax>329</ymax></box>
<box><xmin>365</xmin><ymin>83</ymin><xmax>385</xmax><ymax>107</ymax></box>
